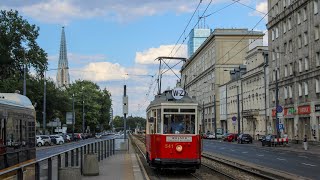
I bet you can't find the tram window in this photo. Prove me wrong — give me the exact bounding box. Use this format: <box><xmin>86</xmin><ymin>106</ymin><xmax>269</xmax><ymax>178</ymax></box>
<box><xmin>164</xmin><ymin>109</ymin><xmax>178</xmax><ymax>112</ymax></box>
<box><xmin>180</xmin><ymin>109</ymin><xmax>195</xmax><ymax>113</ymax></box>
<box><xmin>164</xmin><ymin>114</ymin><xmax>195</xmax><ymax>134</ymax></box>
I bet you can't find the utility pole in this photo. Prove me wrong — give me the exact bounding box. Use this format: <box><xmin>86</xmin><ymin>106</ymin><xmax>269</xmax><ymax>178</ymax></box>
<box><xmin>123</xmin><ymin>85</ymin><xmax>128</xmax><ymax>139</ymax></box>
<box><xmin>237</xmin><ymin>85</ymin><xmax>240</xmax><ymax>136</ymax></box>
<box><xmin>43</xmin><ymin>71</ymin><xmax>47</xmax><ymax>134</ymax></box>
<box><xmin>72</xmin><ymin>94</ymin><xmax>75</xmax><ymax>141</ymax></box>
<box><xmin>213</xmin><ymin>95</ymin><xmax>217</xmax><ymax>139</ymax></box>
<box><xmin>241</xmin><ymin>78</ymin><xmax>243</xmax><ymax>133</ymax></box>
<box><xmin>275</xmin><ymin>66</ymin><xmax>280</xmax><ymax>138</ymax></box>
<box><xmin>202</xmin><ymin>101</ymin><xmax>205</xmax><ymax>133</ymax></box>
<box><xmin>263</xmin><ymin>52</ymin><xmax>269</xmax><ymax>135</ymax></box>
<box><xmin>82</xmin><ymin>99</ymin><xmax>85</xmax><ymax>134</ymax></box>
<box><xmin>23</xmin><ymin>58</ymin><xmax>27</xmax><ymax>96</ymax></box>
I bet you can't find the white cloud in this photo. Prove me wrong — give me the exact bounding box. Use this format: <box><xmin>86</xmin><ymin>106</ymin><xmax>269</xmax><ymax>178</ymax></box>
<box><xmin>135</xmin><ymin>44</ymin><xmax>187</xmax><ymax>65</ymax></box>
<box><xmin>249</xmin><ymin>0</ymin><xmax>268</xmax><ymax>18</ymax></box>
<box><xmin>1</xmin><ymin>0</ymin><xmax>199</xmax><ymax>24</ymax></box>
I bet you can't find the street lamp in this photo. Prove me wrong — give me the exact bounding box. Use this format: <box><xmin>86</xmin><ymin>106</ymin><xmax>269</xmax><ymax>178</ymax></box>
<box><xmin>72</xmin><ymin>94</ymin><xmax>75</xmax><ymax>141</ymax></box>
<box><xmin>82</xmin><ymin>86</ymin><xmax>85</xmax><ymax>134</ymax></box>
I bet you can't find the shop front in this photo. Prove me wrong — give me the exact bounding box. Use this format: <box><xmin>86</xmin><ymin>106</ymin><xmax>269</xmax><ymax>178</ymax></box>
<box><xmin>297</xmin><ymin>105</ymin><xmax>311</xmax><ymax>140</ymax></box>
<box><xmin>283</xmin><ymin>107</ymin><xmax>295</xmax><ymax>140</ymax></box>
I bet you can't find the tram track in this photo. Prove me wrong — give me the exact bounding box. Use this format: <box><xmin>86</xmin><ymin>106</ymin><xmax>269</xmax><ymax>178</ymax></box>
<box><xmin>131</xmin><ymin>134</ymin><xmax>234</xmax><ymax>180</ymax></box>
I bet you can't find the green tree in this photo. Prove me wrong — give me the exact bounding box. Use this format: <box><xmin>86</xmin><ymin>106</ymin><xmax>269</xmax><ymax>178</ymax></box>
<box><xmin>99</xmin><ymin>88</ymin><xmax>112</xmax><ymax>130</ymax></box>
<box><xmin>113</xmin><ymin>116</ymin><xmax>124</xmax><ymax>130</ymax></box>
<box><xmin>0</xmin><ymin>10</ymin><xmax>48</xmax><ymax>79</ymax></box>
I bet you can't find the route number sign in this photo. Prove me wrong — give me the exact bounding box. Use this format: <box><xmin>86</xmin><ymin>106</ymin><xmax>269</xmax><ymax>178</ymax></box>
<box><xmin>172</xmin><ymin>87</ymin><xmax>185</xmax><ymax>100</ymax></box>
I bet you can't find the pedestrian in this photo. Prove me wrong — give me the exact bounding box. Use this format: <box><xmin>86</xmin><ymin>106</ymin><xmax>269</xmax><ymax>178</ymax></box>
<box><xmin>303</xmin><ymin>134</ymin><xmax>308</xmax><ymax>150</ymax></box>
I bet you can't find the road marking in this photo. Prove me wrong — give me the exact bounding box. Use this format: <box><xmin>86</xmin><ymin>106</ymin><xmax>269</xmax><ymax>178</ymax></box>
<box><xmin>242</xmin><ymin>152</ymin><xmax>248</xmax><ymax>154</ymax></box>
<box><xmin>302</xmin><ymin>163</ymin><xmax>317</xmax><ymax>167</ymax></box>
<box><xmin>257</xmin><ymin>154</ymin><xmax>264</xmax><ymax>157</ymax></box>
<box><xmin>276</xmin><ymin>158</ymin><xmax>286</xmax><ymax>161</ymax></box>
<box><xmin>220</xmin><ymin>147</ymin><xmax>225</xmax><ymax>150</ymax></box>
<box><xmin>230</xmin><ymin>149</ymin><xmax>235</xmax><ymax>151</ymax></box>
<box><xmin>298</xmin><ymin>156</ymin><xmax>308</xmax><ymax>158</ymax></box>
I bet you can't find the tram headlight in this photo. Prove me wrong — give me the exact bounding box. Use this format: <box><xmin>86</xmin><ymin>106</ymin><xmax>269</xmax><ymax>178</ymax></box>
<box><xmin>176</xmin><ymin>145</ymin><xmax>183</xmax><ymax>152</ymax></box>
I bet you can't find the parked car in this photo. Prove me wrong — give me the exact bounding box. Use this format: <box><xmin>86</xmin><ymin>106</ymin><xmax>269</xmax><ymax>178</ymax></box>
<box><xmin>261</xmin><ymin>135</ymin><xmax>277</xmax><ymax>146</ymax></box>
<box><xmin>222</xmin><ymin>133</ymin><xmax>230</xmax><ymax>141</ymax></box>
<box><xmin>237</xmin><ymin>134</ymin><xmax>253</xmax><ymax>144</ymax></box>
<box><xmin>50</xmin><ymin>135</ymin><xmax>64</xmax><ymax>145</ymax></box>
<box><xmin>36</xmin><ymin>136</ymin><xmax>44</xmax><ymax>147</ymax></box>
<box><xmin>95</xmin><ymin>133</ymin><xmax>102</xmax><ymax>139</ymax></box>
<box><xmin>227</xmin><ymin>133</ymin><xmax>238</xmax><ymax>142</ymax></box>
<box><xmin>258</xmin><ymin>135</ymin><xmax>265</xmax><ymax>141</ymax></box>
<box><xmin>60</xmin><ymin>134</ymin><xmax>71</xmax><ymax>142</ymax></box>
<box><xmin>40</xmin><ymin>135</ymin><xmax>52</xmax><ymax>146</ymax></box>
<box><xmin>206</xmin><ymin>133</ymin><xmax>215</xmax><ymax>139</ymax></box>
<box><xmin>49</xmin><ymin>136</ymin><xmax>57</xmax><ymax>144</ymax></box>
<box><xmin>216</xmin><ymin>133</ymin><xmax>224</xmax><ymax>139</ymax></box>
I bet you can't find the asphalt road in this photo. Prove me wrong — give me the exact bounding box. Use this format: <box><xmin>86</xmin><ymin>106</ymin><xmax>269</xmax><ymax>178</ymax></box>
<box><xmin>203</xmin><ymin>140</ymin><xmax>320</xmax><ymax>179</ymax></box>
<box><xmin>36</xmin><ymin>135</ymin><xmax>121</xmax><ymax>160</ymax></box>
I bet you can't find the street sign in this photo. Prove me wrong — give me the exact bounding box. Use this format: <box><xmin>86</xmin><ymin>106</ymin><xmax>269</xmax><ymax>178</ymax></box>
<box><xmin>232</xmin><ymin>116</ymin><xmax>237</xmax><ymax>125</ymax></box>
<box><xmin>66</xmin><ymin>112</ymin><xmax>73</xmax><ymax>125</ymax></box>
<box><xmin>277</xmin><ymin>112</ymin><xmax>283</xmax><ymax>118</ymax></box>
<box><xmin>277</xmin><ymin>105</ymin><xmax>283</xmax><ymax>113</ymax></box>
<box><xmin>278</xmin><ymin>124</ymin><xmax>284</xmax><ymax>130</ymax></box>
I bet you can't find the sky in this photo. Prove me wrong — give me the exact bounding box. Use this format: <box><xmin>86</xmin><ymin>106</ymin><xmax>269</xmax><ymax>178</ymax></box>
<box><xmin>0</xmin><ymin>0</ymin><xmax>268</xmax><ymax>118</ymax></box>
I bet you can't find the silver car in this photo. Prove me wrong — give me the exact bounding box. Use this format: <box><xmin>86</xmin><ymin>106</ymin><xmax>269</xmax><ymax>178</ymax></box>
<box><xmin>39</xmin><ymin>135</ymin><xmax>52</xmax><ymax>146</ymax></box>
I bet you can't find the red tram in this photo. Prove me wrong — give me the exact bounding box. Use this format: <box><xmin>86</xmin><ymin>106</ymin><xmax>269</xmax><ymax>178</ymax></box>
<box><xmin>145</xmin><ymin>88</ymin><xmax>201</xmax><ymax>172</ymax></box>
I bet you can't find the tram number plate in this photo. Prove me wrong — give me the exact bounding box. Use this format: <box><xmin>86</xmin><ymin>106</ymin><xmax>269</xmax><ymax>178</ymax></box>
<box><xmin>166</xmin><ymin>136</ymin><xmax>192</xmax><ymax>142</ymax></box>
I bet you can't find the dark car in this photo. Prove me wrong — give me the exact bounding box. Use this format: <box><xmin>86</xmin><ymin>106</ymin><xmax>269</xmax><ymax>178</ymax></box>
<box><xmin>261</xmin><ymin>135</ymin><xmax>277</xmax><ymax>146</ymax></box>
<box><xmin>237</xmin><ymin>134</ymin><xmax>253</xmax><ymax>144</ymax></box>
<box><xmin>49</xmin><ymin>136</ymin><xmax>57</xmax><ymax>144</ymax></box>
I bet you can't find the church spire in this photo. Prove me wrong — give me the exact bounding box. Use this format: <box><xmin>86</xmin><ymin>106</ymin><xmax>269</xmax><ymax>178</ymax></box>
<box><xmin>56</xmin><ymin>27</ymin><xmax>70</xmax><ymax>88</ymax></box>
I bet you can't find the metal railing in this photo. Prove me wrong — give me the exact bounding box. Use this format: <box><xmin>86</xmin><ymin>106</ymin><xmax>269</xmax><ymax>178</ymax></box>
<box><xmin>0</xmin><ymin>137</ymin><xmax>131</xmax><ymax>180</ymax></box>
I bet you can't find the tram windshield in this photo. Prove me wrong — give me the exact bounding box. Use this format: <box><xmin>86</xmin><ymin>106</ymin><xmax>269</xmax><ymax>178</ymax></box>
<box><xmin>163</xmin><ymin>114</ymin><xmax>195</xmax><ymax>134</ymax></box>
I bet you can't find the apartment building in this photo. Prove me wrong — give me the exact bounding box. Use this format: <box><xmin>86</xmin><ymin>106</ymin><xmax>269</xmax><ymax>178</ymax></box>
<box><xmin>268</xmin><ymin>0</ymin><xmax>320</xmax><ymax>141</ymax></box>
<box><xmin>181</xmin><ymin>28</ymin><xmax>264</xmax><ymax>134</ymax></box>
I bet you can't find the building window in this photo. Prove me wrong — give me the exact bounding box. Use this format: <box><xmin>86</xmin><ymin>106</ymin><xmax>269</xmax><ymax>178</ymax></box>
<box><xmin>298</xmin><ymin>11</ymin><xmax>301</xmax><ymax>24</ymax></box>
<box><xmin>288</xmin><ymin>18</ymin><xmax>292</xmax><ymax>30</ymax></box>
<box><xmin>272</xmin><ymin>50</ymin><xmax>276</xmax><ymax>61</ymax></box>
<box><xmin>273</xmin><ymin>70</ymin><xmax>276</xmax><ymax>81</ymax></box>
<box><xmin>316</xmin><ymin>79</ymin><xmax>320</xmax><ymax>93</ymax></box>
<box><xmin>303</xmin><ymin>7</ymin><xmax>307</xmax><ymax>21</ymax></box>
<box><xmin>272</xmin><ymin>30</ymin><xmax>275</xmax><ymax>41</ymax></box>
<box><xmin>304</xmin><ymin>32</ymin><xmax>308</xmax><ymax>46</ymax></box>
<box><xmin>315</xmin><ymin>26</ymin><xmax>319</xmax><ymax>40</ymax></box>
<box><xmin>276</xmin><ymin>47</ymin><xmax>280</xmax><ymax>59</ymax></box>
<box><xmin>289</xmin><ymin>63</ymin><xmax>293</xmax><ymax>75</ymax></box>
<box><xmin>298</xmin><ymin>35</ymin><xmax>302</xmax><ymax>48</ymax></box>
<box><xmin>305</xmin><ymin>57</ymin><xmax>309</xmax><ymax>71</ymax></box>
<box><xmin>299</xmin><ymin>59</ymin><xmax>303</xmax><ymax>72</ymax></box>
<box><xmin>284</xmin><ymin>42</ymin><xmax>287</xmax><ymax>54</ymax></box>
<box><xmin>284</xmin><ymin>87</ymin><xmax>288</xmax><ymax>99</ymax></box>
<box><xmin>316</xmin><ymin>52</ymin><xmax>320</xmax><ymax>66</ymax></box>
<box><xmin>276</xmin><ymin>27</ymin><xmax>279</xmax><ymax>38</ymax></box>
<box><xmin>283</xmin><ymin>21</ymin><xmax>287</xmax><ymax>33</ymax></box>
<box><xmin>272</xmin><ymin>90</ymin><xmax>275</xmax><ymax>102</ymax></box>
<box><xmin>289</xmin><ymin>40</ymin><xmax>292</xmax><ymax>52</ymax></box>
<box><xmin>315</xmin><ymin>0</ymin><xmax>319</xmax><ymax>14</ymax></box>
<box><xmin>289</xmin><ymin>86</ymin><xmax>293</xmax><ymax>98</ymax></box>
<box><xmin>298</xmin><ymin>83</ymin><xmax>302</xmax><ymax>96</ymax></box>
<box><xmin>304</xmin><ymin>82</ymin><xmax>308</xmax><ymax>96</ymax></box>
<box><xmin>285</xmin><ymin>65</ymin><xmax>288</xmax><ymax>77</ymax></box>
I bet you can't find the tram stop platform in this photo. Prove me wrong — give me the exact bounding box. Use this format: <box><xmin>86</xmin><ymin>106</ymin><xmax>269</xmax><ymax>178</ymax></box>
<box><xmin>82</xmin><ymin>139</ymin><xmax>145</xmax><ymax>180</ymax></box>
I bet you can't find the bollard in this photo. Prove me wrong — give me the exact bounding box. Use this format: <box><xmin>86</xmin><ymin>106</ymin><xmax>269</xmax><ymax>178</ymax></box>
<box><xmin>48</xmin><ymin>158</ymin><xmax>52</xmax><ymax>180</ymax></box>
<box><xmin>35</xmin><ymin>162</ymin><xmax>40</xmax><ymax>180</ymax></box>
<box><xmin>101</xmin><ymin>142</ymin><xmax>103</xmax><ymax>160</ymax></box>
<box><xmin>82</xmin><ymin>154</ymin><xmax>99</xmax><ymax>176</ymax></box>
<box><xmin>80</xmin><ymin>147</ymin><xmax>83</xmax><ymax>175</ymax></box>
<box><xmin>76</xmin><ymin>148</ymin><xmax>79</xmax><ymax>166</ymax></box>
<box><xmin>98</xmin><ymin>142</ymin><xmax>100</xmax><ymax>162</ymax></box>
<box><xmin>58</xmin><ymin>154</ymin><xmax>61</xmax><ymax>168</ymax></box>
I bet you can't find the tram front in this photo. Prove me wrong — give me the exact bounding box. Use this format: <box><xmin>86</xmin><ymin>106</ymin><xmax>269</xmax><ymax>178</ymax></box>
<box><xmin>145</xmin><ymin>88</ymin><xmax>201</xmax><ymax>172</ymax></box>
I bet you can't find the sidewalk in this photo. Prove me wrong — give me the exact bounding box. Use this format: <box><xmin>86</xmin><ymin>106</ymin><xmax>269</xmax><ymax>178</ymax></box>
<box><xmin>251</xmin><ymin>140</ymin><xmax>320</xmax><ymax>155</ymax></box>
<box><xmin>82</xmin><ymin>140</ymin><xmax>145</xmax><ymax>180</ymax></box>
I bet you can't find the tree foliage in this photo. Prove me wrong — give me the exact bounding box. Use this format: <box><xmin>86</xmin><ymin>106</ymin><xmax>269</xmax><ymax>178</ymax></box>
<box><xmin>0</xmin><ymin>10</ymin><xmax>47</xmax><ymax>79</ymax></box>
<box><xmin>112</xmin><ymin>115</ymin><xmax>146</xmax><ymax>131</ymax></box>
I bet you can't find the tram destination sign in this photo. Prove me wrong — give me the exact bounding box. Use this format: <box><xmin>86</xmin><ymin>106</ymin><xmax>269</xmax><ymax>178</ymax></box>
<box><xmin>171</xmin><ymin>87</ymin><xmax>185</xmax><ymax>100</ymax></box>
<box><xmin>166</xmin><ymin>136</ymin><xmax>192</xmax><ymax>142</ymax></box>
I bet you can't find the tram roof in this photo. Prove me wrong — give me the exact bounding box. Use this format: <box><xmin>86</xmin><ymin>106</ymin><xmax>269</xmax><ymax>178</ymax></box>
<box><xmin>148</xmin><ymin>90</ymin><xmax>199</xmax><ymax>109</ymax></box>
<box><xmin>0</xmin><ymin>93</ymin><xmax>35</xmax><ymax>110</ymax></box>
